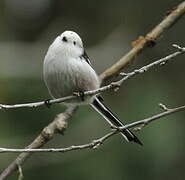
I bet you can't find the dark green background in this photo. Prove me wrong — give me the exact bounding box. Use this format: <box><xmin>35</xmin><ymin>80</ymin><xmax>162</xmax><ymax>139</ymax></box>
<box><xmin>0</xmin><ymin>0</ymin><xmax>185</xmax><ymax>179</ymax></box>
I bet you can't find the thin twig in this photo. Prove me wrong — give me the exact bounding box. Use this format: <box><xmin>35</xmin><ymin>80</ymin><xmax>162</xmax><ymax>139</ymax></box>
<box><xmin>100</xmin><ymin>2</ymin><xmax>185</xmax><ymax>82</ymax></box>
<box><xmin>0</xmin><ymin>131</ymin><xmax>116</xmax><ymax>153</ymax></box>
<box><xmin>0</xmin><ymin>105</ymin><xmax>78</xmax><ymax>180</ymax></box>
<box><xmin>0</xmin><ymin>45</ymin><xmax>184</xmax><ymax>110</ymax></box>
<box><xmin>0</xmin><ymin>104</ymin><xmax>185</xmax><ymax>153</ymax></box>
<box><xmin>0</xmin><ymin>2</ymin><xmax>185</xmax><ymax>179</ymax></box>
<box><xmin>17</xmin><ymin>165</ymin><xmax>24</xmax><ymax>180</ymax></box>
<box><xmin>117</xmin><ymin>44</ymin><xmax>185</xmax><ymax>86</ymax></box>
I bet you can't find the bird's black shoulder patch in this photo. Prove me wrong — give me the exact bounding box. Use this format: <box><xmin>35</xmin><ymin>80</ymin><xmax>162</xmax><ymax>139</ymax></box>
<box><xmin>80</xmin><ymin>50</ymin><xmax>91</xmax><ymax>66</ymax></box>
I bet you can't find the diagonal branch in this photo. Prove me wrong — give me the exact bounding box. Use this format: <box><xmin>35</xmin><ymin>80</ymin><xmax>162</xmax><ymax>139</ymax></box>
<box><xmin>100</xmin><ymin>1</ymin><xmax>185</xmax><ymax>82</ymax></box>
<box><xmin>0</xmin><ymin>105</ymin><xmax>78</xmax><ymax>180</ymax></box>
<box><xmin>0</xmin><ymin>103</ymin><xmax>185</xmax><ymax>153</ymax></box>
<box><xmin>0</xmin><ymin>2</ymin><xmax>185</xmax><ymax>180</ymax></box>
<box><xmin>0</xmin><ymin>44</ymin><xmax>184</xmax><ymax>110</ymax></box>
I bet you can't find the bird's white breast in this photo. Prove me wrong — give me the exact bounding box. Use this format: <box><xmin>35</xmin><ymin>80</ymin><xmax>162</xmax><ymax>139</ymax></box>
<box><xmin>43</xmin><ymin>38</ymin><xmax>100</xmax><ymax>104</ymax></box>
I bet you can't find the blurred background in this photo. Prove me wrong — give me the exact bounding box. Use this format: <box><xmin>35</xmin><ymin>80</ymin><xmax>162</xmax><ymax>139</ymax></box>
<box><xmin>0</xmin><ymin>0</ymin><xmax>185</xmax><ymax>179</ymax></box>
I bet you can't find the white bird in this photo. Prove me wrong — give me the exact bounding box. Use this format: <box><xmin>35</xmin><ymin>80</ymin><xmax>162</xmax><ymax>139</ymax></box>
<box><xmin>43</xmin><ymin>30</ymin><xmax>142</xmax><ymax>145</ymax></box>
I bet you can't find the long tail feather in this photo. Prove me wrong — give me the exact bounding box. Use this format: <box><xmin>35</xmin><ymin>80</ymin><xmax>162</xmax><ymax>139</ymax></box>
<box><xmin>91</xmin><ymin>96</ymin><xmax>142</xmax><ymax>146</ymax></box>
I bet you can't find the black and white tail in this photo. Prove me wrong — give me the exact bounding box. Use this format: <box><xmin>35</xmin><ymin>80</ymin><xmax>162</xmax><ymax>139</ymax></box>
<box><xmin>91</xmin><ymin>96</ymin><xmax>142</xmax><ymax>146</ymax></box>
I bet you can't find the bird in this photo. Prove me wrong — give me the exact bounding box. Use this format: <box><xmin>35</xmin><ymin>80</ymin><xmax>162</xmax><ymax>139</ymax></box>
<box><xmin>43</xmin><ymin>30</ymin><xmax>142</xmax><ymax>145</ymax></box>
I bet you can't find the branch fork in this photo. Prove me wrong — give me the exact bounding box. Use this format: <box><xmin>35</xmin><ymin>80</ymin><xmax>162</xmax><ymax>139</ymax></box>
<box><xmin>0</xmin><ymin>2</ymin><xmax>185</xmax><ymax>179</ymax></box>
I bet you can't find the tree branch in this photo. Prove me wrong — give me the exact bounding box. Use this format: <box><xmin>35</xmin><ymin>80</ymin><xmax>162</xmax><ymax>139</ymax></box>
<box><xmin>100</xmin><ymin>1</ymin><xmax>185</xmax><ymax>82</ymax></box>
<box><xmin>0</xmin><ymin>103</ymin><xmax>185</xmax><ymax>153</ymax></box>
<box><xmin>0</xmin><ymin>106</ymin><xmax>78</xmax><ymax>180</ymax></box>
<box><xmin>0</xmin><ymin>1</ymin><xmax>185</xmax><ymax>179</ymax></box>
<box><xmin>0</xmin><ymin>44</ymin><xmax>184</xmax><ymax>110</ymax></box>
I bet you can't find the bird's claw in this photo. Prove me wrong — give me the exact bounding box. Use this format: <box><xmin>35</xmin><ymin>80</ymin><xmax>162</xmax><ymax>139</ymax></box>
<box><xmin>73</xmin><ymin>91</ymin><xmax>85</xmax><ymax>101</ymax></box>
<box><xmin>45</xmin><ymin>99</ymin><xmax>51</xmax><ymax>108</ymax></box>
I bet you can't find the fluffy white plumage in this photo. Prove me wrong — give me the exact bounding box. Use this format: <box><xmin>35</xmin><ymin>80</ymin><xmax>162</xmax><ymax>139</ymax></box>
<box><xmin>43</xmin><ymin>31</ymin><xmax>100</xmax><ymax>104</ymax></box>
<box><xmin>43</xmin><ymin>30</ymin><xmax>142</xmax><ymax>145</ymax></box>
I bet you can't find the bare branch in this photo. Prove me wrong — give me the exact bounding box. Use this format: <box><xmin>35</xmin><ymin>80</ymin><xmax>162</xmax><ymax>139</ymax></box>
<box><xmin>0</xmin><ymin>2</ymin><xmax>185</xmax><ymax>179</ymax></box>
<box><xmin>172</xmin><ymin>44</ymin><xmax>185</xmax><ymax>51</ymax></box>
<box><xmin>117</xmin><ymin>44</ymin><xmax>185</xmax><ymax>87</ymax></box>
<box><xmin>100</xmin><ymin>2</ymin><xmax>185</xmax><ymax>82</ymax></box>
<box><xmin>0</xmin><ymin>105</ymin><xmax>78</xmax><ymax>180</ymax></box>
<box><xmin>17</xmin><ymin>165</ymin><xmax>23</xmax><ymax>180</ymax></box>
<box><xmin>0</xmin><ymin>44</ymin><xmax>184</xmax><ymax>110</ymax></box>
<box><xmin>0</xmin><ymin>104</ymin><xmax>185</xmax><ymax>153</ymax></box>
<box><xmin>129</xmin><ymin>104</ymin><xmax>185</xmax><ymax>131</ymax></box>
<box><xmin>159</xmin><ymin>103</ymin><xmax>170</xmax><ymax>111</ymax></box>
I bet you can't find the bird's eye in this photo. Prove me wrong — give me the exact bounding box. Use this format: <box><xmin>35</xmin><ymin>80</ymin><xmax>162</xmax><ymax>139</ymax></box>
<box><xmin>62</xmin><ymin>36</ymin><xmax>67</xmax><ymax>42</ymax></box>
<box><xmin>73</xmin><ymin>41</ymin><xmax>76</xmax><ymax>45</ymax></box>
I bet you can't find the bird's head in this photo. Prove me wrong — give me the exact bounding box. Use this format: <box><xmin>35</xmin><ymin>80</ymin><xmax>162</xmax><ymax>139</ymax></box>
<box><xmin>49</xmin><ymin>31</ymin><xmax>84</xmax><ymax>58</ymax></box>
<box><xmin>60</xmin><ymin>31</ymin><xmax>83</xmax><ymax>48</ymax></box>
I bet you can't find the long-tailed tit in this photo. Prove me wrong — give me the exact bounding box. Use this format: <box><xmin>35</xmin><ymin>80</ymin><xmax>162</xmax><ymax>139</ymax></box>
<box><xmin>43</xmin><ymin>31</ymin><xmax>142</xmax><ymax>145</ymax></box>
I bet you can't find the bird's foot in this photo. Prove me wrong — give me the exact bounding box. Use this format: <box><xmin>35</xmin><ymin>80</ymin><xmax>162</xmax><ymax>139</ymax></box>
<box><xmin>73</xmin><ymin>91</ymin><xmax>85</xmax><ymax>101</ymax></box>
<box><xmin>44</xmin><ymin>99</ymin><xmax>52</xmax><ymax>108</ymax></box>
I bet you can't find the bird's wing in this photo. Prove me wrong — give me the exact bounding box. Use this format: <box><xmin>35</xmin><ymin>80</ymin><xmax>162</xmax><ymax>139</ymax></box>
<box><xmin>80</xmin><ymin>50</ymin><xmax>92</xmax><ymax>66</ymax></box>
